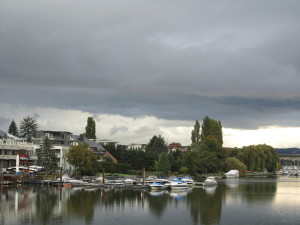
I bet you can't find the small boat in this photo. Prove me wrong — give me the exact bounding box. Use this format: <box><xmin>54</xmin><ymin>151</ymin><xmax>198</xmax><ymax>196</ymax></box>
<box><xmin>181</xmin><ymin>177</ymin><xmax>194</xmax><ymax>186</ymax></box>
<box><xmin>170</xmin><ymin>180</ymin><xmax>188</xmax><ymax>190</ymax></box>
<box><xmin>124</xmin><ymin>178</ymin><xmax>137</xmax><ymax>185</ymax></box>
<box><xmin>105</xmin><ymin>179</ymin><xmax>124</xmax><ymax>186</ymax></box>
<box><xmin>149</xmin><ymin>182</ymin><xmax>167</xmax><ymax>190</ymax></box>
<box><xmin>204</xmin><ymin>176</ymin><xmax>217</xmax><ymax>186</ymax></box>
<box><xmin>225</xmin><ymin>170</ymin><xmax>239</xmax><ymax>178</ymax></box>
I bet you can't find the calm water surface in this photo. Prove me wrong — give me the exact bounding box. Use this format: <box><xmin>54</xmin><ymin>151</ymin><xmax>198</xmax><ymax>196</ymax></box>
<box><xmin>0</xmin><ymin>177</ymin><xmax>299</xmax><ymax>225</ymax></box>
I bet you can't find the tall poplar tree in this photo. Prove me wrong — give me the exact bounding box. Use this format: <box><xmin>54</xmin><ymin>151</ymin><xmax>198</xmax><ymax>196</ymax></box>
<box><xmin>191</xmin><ymin>120</ymin><xmax>200</xmax><ymax>143</ymax></box>
<box><xmin>85</xmin><ymin>117</ymin><xmax>96</xmax><ymax>139</ymax></box>
<box><xmin>200</xmin><ymin>116</ymin><xmax>223</xmax><ymax>146</ymax></box>
<box><xmin>8</xmin><ymin>119</ymin><xmax>18</xmax><ymax>136</ymax></box>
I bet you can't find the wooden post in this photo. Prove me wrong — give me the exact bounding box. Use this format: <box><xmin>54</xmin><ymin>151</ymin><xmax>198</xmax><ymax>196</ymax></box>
<box><xmin>60</xmin><ymin>167</ymin><xmax>63</xmax><ymax>182</ymax></box>
<box><xmin>102</xmin><ymin>168</ymin><xmax>105</xmax><ymax>184</ymax></box>
<box><xmin>142</xmin><ymin>167</ymin><xmax>145</xmax><ymax>186</ymax></box>
<box><xmin>1</xmin><ymin>163</ymin><xmax>3</xmax><ymax>187</ymax></box>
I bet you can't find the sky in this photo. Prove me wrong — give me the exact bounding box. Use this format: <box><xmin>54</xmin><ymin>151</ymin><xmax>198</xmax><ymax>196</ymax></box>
<box><xmin>1</xmin><ymin>0</ymin><xmax>300</xmax><ymax>148</ymax></box>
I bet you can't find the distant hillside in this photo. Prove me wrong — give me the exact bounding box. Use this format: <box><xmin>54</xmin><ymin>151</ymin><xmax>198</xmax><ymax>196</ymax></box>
<box><xmin>276</xmin><ymin>148</ymin><xmax>300</xmax><ymax>155</ymax></box>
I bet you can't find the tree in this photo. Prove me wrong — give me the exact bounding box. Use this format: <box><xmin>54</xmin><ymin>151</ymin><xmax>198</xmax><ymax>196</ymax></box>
<box><xmin>200</xmin><ymin>116</ymin><xmax>223</xmax><ymax>146</ymax></box>
<box><xmin>191</xmin><ymin>120</ymin><xmax>200</xmax><ymax>143</ymax></box>
<box><xmin>157</xmin><ymin>152</ymin><xmax>170</xmax><ymax>176</ymax></box>
<box><xmin>37</xmin><ymin>136</ymin><xmax>58</xmax><ymax>173</ymax></box>
<box><xmin>240</xmin><ymin>144</ymin><xmax>279</xmax><ymax>172</ymax></box>
<box><xmin>85</xmin><ymin>117</ymin><xmax>96</xmax><ymax>139</ymax></box>
<box><xmin>169</xmin><ymin>142</ymin><xmax>182</xmax><ymax>150</ymax></box>
<box><xmin>145</xmin><ymin>135</ymin><xmax>168</xmax><ymax>170</ymax></box>
<box><xmin>145</xmin><ymin>135</ymin><xmax>168</xmax><ymax>155</ymax></box>
<box><xmin>183</xmin><ymin>152</ymin><xmax>196</xmax><ymax>176</ymax></box>
<box><xmin>224</xmin><ymin>157</ymin><xmax>246</xmax><ymax>175</ymax></box>
<box><xmin>19</xmin><ymin>116</ymin><xmax>38</xmax><ymax>140</ymax></box>
<box><xmin>8</xmin><ymin>119</ymin><xmax>18</xmax><ymax>136</ymax></box>
<box><xmin>66</xmin><ymin>143</ymin><xmax>99</xmax><ymax>175</ymax></box>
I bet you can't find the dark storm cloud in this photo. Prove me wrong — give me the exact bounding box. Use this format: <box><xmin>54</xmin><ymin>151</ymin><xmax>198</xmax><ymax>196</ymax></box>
<box><xmin>1</xmin><ymin>0</ymin><xmax>300</xmax><ymax>130</ymax></box>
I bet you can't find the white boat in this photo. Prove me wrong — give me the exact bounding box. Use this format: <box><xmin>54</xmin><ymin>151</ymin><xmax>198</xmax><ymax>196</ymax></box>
<box><xmin>149</xmin><ymin>182</ymin><xmax>167</xmax><ymax>190</ymax></box>
<box><xmin>170</xmin><ymin>180</ymin><xmax>188</xmax><ymax>190</ymax></box>
<box><xmin>54</xmin><ymin>174</ymin><xmax>90</xmax><ymax>187</ymax></box>
<box><xmin>204</xmin><ymin>176</ymin><xmax>218</xmax><ymax>186</ymax></box>
<box><xmin>106</xmin><ymin>179</ymin><xmax>124</xmax><ymax>185</ymax></box>
<box><xmin>145</xmin><ymin>176</ymin><xmax>158</xmax><ymax>185</ymax></box>
<box><xmin>225</xmin><ymin>170</ymin><xmax>239</xmax><ymax>178</ymax></box>
<box><xmin>124</xmin><ymin>178</ymin><xmax>137</xmax><ymax>185</ymax></box>
<box><xmin>95</xmin><ymin>176</ymin><xmax>108</xmax><ymax>183</ymax></box>
<box><xmin>181</xmin><ymin>177</ymin><xmax>194</xmax><ymax>186</ymax></box>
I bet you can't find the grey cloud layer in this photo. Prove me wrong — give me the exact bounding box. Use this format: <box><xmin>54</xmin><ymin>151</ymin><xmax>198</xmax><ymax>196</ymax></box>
<box><xmin>1</xmin><ymin>0</ymin><xmax>300</xmax><ymax>129</ymax></box>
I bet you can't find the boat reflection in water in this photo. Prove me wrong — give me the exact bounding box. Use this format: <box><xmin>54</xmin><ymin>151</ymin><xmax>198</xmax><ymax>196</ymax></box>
<box><xmin>203</xmin><ymin>185</ymin><xmax>217</xmax><ymax>195</ymax></box>
<box><xmin>169</xmin><ymin>189</ymin><xmax>188</xmax><ymax>200</ymax></box>
<box><xmin>149</xmin><ymin>190</ymin><xmax>166</xmax><ymax>197</ymax></box>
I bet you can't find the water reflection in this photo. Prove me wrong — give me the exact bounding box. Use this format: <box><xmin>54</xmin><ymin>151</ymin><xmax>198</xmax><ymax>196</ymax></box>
<box><xmin>0</xmin><ymin>177</ymin><xmax>298</xmax><ymax>225</ymax></box>
<box><xmin>187</xmin><ymin>187</ymin><xmax>222</xmax><ymax>225</ymax></box>
<box><xmin>36</xmin><ymin>187</ymin><xmax>59</xmax><ymax>225</ymax></box>
<box><xmin>65</xmin><ymin>188</ymin><xmax>101</xmax><ymax>224</ymax></box>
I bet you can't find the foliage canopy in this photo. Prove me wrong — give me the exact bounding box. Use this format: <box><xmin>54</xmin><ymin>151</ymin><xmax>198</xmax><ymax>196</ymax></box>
<box><xmin>85</xmin><ymin>117</ymin><xmax>96</xmax><ymax>139</ymax></box>
<box><xmin>8</xmin><ymin>119</ymin><xmax>18</xmax><ymax>136</ymax></box>
<box><xmin>19</xmin><ymin>116</ymin><xmax>38</xmax><ymax>140</ymax></box>
<box><xmin>37</xmin><ymin>136</ymin><xmax>58</xmax><ymax>173</ymax></box>
<box><xmin>66</xmin><ymin>143</ymin><xmax>99</xmax><ymax>175</ymax></box>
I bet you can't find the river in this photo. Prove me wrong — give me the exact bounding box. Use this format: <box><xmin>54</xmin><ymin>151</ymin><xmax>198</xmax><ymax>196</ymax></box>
<box><xmin>0</xmin><ymin>176</ymin><xmax>299</xmax><ymax>225</ymax></box>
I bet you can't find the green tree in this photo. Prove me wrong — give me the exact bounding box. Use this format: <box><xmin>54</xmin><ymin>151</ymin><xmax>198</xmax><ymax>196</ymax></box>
<box><xmin>191</xmin><ymin>120</ymin><xmax>200</xmax><ymax>143</ymax></box>
<box><xmin>145</xmin><ymin>135</ymin><xmax>168</xmax><ymax>170</ymax></box>
<box><xmin>169</xmin><ymin>149</ymin><xmax>184</xmax><ymax>172</ymax></box>
<box><xmin>240</xmin><ymin>144</ymin><xmax>279</xmax><ymax>172</ymax></box>
<box><xmin>157</xmin><ymin>152</ymin><xmax>170</xmax><ymax>176</ymax></box>
<box><xmin>8</xmin><ymin>119</ymin><xmax>18</xmax><ymax>136</ymax></box>
<box><xmin>66</xmin><ymin>143</ymin><xmax>99</xmax><ymax>175</ymax></box>
<box><xmin>145</xmin><ymin>135</ymin><xmax>168</xmax><ymax>155</ymax></box>
<box><xmin>200</xmin><ymin>116</ymin><xmax>223</xmax><ymax>146</ymax></box>
<box><xmin>37</xmin><ymin>136</ymin><xmax>58</xmax><ymax>173</ymax></box>
<box><xmin>183</xmin><ymin>152</ymin><xmax>196</xmax><ymax>176</ymax></box>
<box><xmin>189</xmin><ymin>116</ymin><xmax>225</xmax><ymax>173</ymax></box>
<box><xmin>19</xmin><ymin>116</ymin><xmax>38</xmax><ymax>140</ymax></box>
<box><xmin>85</xmin><ymin>117</ymin><xmax>96</xmax><ymax>139</ymax></box>
<box><xmin>225</xmin><ymin>157</ymin><xmax>247</xmax><ymax>175</ymax></box>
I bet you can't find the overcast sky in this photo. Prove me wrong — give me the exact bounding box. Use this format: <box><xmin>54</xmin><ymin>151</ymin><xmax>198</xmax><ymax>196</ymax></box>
<box><xmin>1</xmin><ymin>0</ymin><xmax>300</xmax><ymax>147</ymax></box>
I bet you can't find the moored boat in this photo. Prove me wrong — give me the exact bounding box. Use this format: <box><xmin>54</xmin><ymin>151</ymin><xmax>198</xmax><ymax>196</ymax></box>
<box><xmin>181</xmin><ymin>177</ymin><xmax>194</xmax><ymax>186</ymax></box>
<box><xmin>225</xmin><ymin>170</ymin><xmax>239</xmax><ymax>178</ymax></box>
<box><xmin>149</xmin><ymin>182</ymin><xmax>167</xmax><ymax>190</ymax></box>
<box><xmin>169</xmin><ymin>180</ymin><xmax>188</xmax><ymax>190</ymax></box>
<box><xmin>204</xmin><ymin>176</ymin><xmax>217</xmax><ymax>186</ymax></box>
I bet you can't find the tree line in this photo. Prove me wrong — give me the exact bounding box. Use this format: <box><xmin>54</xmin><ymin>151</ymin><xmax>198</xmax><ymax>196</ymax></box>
<box><xmin>6</xmin><ymin>116</ymin><xmax>280</xmax><ymax>177</ymax></box>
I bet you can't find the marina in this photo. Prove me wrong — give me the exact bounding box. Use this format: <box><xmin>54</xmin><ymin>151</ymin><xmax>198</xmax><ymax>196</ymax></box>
<box><xmin>0</xmin><ymin>176</ymin><xmax>299</xmax><ymax>225</ymax></box>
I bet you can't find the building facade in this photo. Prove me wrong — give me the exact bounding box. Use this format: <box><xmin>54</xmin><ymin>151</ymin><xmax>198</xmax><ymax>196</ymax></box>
<box><xmin>0</xmin><ymin>130</ymin><xmax>38</xmax><ymax>171</ymax></box>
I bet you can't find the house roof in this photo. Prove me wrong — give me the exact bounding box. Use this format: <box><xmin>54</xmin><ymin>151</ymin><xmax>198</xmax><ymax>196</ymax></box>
<box><xmin>0</xmin><ymin>130</ymin><xmax>25</xmax><ymax>141</ymax></box>
<box><xmin>72</xmin><ymin>135</ymin><xmax>106</xmax><ymax>152</ymax></box>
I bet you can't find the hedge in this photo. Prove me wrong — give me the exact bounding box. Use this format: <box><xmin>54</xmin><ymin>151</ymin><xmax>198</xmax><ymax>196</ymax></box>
<box><xmin>99</xmin><ymin>162</ymin><xmax>132</xmax><ymax>174</ymax></box>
